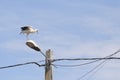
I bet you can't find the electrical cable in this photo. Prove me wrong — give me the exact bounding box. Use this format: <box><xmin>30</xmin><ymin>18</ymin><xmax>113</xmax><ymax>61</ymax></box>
<box><xmin>0</xmin><ymin>49</ymin><xmax>120</xmax><ymax>70</ymax></box>
<box><xmin>85</xmin><ymin>60</ymin><xmax>109</xmax><ymax>80</ymax></box>
<box><xmin>0</xmin><ymin>61</ymin><xmax>45</xmax><ymax>69</ymax></box>
<box><xmin>77</xmin><ymin>59</ymin><xmax>108</xmax><ymax>80</ymax></box>
<box><xmin>53</xmin><ymin>49</ymin><xmax>120</xmax><ymax>67</ymax></box>
<box><xmin>53</xmin><ymin>57</ymin><xmax>120</xmax><ymax>67</ymax></box>
<box><xmin>76</xmin><ymin>49</ymin><xmax>120</xmax><ymax>80</ymax></box>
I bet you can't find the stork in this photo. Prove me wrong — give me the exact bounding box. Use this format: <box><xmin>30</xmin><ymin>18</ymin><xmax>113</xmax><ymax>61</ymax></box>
<box><xmin>20</xmin><ymin>26</ymin><xmax>38</xmax><ymax>39</ymax></box>
<box><xmin>26</xmin><ymin>40</ymin><xmax>46</xmax><ymax>57</ymax></box>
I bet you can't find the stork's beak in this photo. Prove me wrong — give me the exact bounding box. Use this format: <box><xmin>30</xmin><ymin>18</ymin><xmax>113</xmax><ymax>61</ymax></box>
<box><xmin>36</xmin><ymin>30</ymin><xmax>38</xmax><ymax>34</ymax></box>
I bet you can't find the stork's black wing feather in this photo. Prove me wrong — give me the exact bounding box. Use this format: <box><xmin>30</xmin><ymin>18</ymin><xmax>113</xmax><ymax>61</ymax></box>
<box><xmin>21</xmin><ymin>26</ymin><xmax>30</xmax><ymax>30</ymax></box>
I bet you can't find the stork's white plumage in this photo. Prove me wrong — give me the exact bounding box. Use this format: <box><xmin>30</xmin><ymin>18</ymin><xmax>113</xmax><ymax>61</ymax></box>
<box><xmin>20</xmin><ymin>26</ymin><xmax>38</xmax><ymax>39</ymax></box>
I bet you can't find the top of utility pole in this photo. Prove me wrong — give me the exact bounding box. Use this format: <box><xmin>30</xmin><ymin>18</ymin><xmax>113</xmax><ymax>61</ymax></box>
<box><xmin>45</xmin><ymin>49</ymin><xmax>53</xmax><ymax>80</ymax></box>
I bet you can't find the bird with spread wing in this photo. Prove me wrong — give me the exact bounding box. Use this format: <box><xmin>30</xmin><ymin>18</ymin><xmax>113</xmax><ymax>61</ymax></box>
<box><xmin>20</xmin><ymin>26</ymin><xmax>38</xmax><ymax>39</ymax></box>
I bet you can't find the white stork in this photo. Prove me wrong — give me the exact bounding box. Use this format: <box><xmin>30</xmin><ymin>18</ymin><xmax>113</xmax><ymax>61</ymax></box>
<box><xmin>26</xmin><ymin>40</ymin><xmax>46</xmax><ymax>57</ymax></box>
<box><xmin>20</xmin><ymin>26</ymin><xmax>38</xmax><ymax>39</ymax></box>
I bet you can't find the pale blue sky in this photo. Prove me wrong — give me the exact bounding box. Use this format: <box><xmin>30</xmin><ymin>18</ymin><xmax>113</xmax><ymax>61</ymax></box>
<box><xmin>0</xmin><ymin>0</ymin><xmax>120</xmax><ymax>80</ymax></box>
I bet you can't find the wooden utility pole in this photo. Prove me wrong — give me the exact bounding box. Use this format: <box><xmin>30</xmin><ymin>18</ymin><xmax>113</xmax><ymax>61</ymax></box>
<box><xmin>45</xmin><ymin>49</ymin><xmax>53</xmax><ymax>80</ymax></box>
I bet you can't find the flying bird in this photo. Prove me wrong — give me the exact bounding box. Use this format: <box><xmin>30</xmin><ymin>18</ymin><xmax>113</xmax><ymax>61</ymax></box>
<box><xmin>26</xmin><ymin>40</ymin><xmax>46</xmax><ymax>57</ymax></box>
<box><xmin>20</xmin><ymin>26</ymin><xmax>38</xmax><ymax>39</ymax></box>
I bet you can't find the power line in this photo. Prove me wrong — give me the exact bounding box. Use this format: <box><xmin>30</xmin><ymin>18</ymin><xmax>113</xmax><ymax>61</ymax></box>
<box><xmin>0</xmin><ymin>57</ymin><xmax>120</xmax><ymax>69</ymax></box>
<box><xmin>52</xmin><ymin>57</ymin><xmax>120</xmax><ymax>62</ymax></box>
<box><xmin>53</xmin><ymin>49</ymin><xmax>120</xmax><ymax>67</ymax></box>
<box><xmin>77</xmin><ymin>59</ymin><xmax>108</xmax><ymax>80</ymax></box>
<box><xmin>0</xmin><ymin>49</ymin><xmax>120</xmax><ymax>70</ymax></box>
<box><xmin>53</xmin><ymin>57</ymin><xmax>120</xmax><ymax>67</ymax></box>
<box><xmin>84</xmin><ymin>60</ymin><xmax>109</xmax><ymax>80</ymax></box>
<box><xmin>0</xmin><ymin>61</ymin><xmax>45</xmax><ymax>69</ymax></box>
<box><xmin>76</xmin><ymin>49</ymin><xmax>120</xmax><ymax>80</ymax></box>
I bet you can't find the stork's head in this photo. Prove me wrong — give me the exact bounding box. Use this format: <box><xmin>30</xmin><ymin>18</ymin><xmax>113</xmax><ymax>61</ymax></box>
<box><xmin>35</xmin><ymin>29</ymin><xmax>38</xmax><ymax>34</ymax></box>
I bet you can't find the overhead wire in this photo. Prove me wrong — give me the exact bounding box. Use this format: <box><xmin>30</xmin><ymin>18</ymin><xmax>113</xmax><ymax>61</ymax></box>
<box><xmin>0</xmin><ymin>49</ymin><xmax>120</xmax><ymax>70</ymax></box>
<box><xmin>76</xmin><ymin>49</ymin><xmax>120</xmax><ymax>80</ymax></box>
<box><xmin>53</xmin><ymin>49</ymin><xmax>120</xmax><ymax>67</ymax></box>
<box><xmin>53</xmin><ymin>57</ymin><xmax>120</xmax><ymax>67</ymax></box>
<box><xmin>52</xmin><ymin>57</ymin><xmax>120</xmax><ymax>62</ymax></box>
<box><xmin>85</xmin><ymin>60</ymin><xmax>109</xmax><ymax>80</ymax></box>
<box><xmin>77</xmin><ymin>59</ymin><xmax>108</xmax><ymax>80</ymax></box>
<box><xmin>0</xmin><ymin>61</ymin><xmax>45</xmax><ymax>69</ymax></box>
